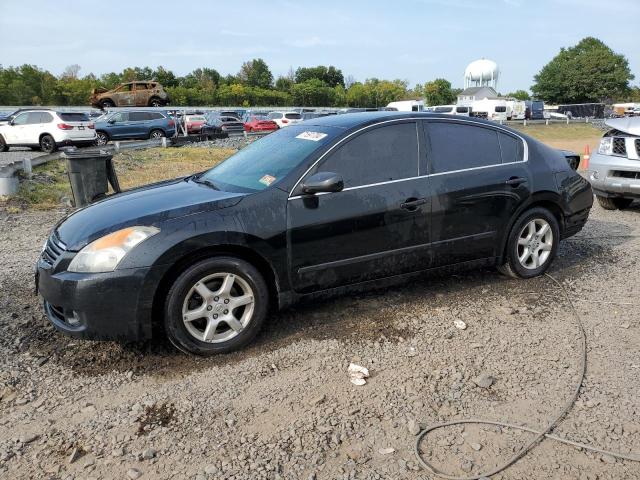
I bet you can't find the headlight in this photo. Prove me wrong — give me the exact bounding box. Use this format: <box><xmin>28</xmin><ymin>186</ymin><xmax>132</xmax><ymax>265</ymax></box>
<box><xmin>598</xmin><ymin>137</ymin><xmax>612</xmax><ymax>155</ymax></box>
<box><xmin>68</xmin><ymin>226</ymin><xmax>159</xmax><ymax>273</ymax></box>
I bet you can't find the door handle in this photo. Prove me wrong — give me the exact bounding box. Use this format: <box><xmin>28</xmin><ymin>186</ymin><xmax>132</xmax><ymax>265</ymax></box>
<box><xmin>505</xmin><ymin>176</ymin><xmax>527</xmax><ymax>187</ymax></box>
<box><xmin>401</xmin><ymin>198</ymin><xmax>426</xmax><ymax>211</ymax></box>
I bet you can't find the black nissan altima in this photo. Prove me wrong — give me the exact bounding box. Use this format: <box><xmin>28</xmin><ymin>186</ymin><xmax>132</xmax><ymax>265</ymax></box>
<box><xmin>36</xmin><ymin>112</ymin><xmax>593</xmax><ymax>355</ymax></box>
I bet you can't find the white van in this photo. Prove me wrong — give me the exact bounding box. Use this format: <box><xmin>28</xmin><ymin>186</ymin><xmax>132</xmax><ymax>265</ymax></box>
<box><xmin>386</xmin><ymin>100</ymin><xmax>425</xmax><ymax>112</ymax></box>
<box><xmin>471</xmin><ymin>99</ymin><xmax>508</xmax><ymax>122</ymax></box>
<box><xmin>431</xmin><ymin>105</ymin><xmax>471</xmax><ymax>116</ymax></box>
<box><xmin>506</xmin><ymin>100</ymin><xmax>526</xmax><ymax>120</ymax></box>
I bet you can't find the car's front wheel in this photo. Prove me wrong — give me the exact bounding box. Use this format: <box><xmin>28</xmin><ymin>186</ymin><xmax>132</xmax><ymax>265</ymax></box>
<box><xmin>498</xmin><ymin>207</ymin><xmax>559</xmax><ymax>279</ymax></box>
<box><xmin>100</xmin><ymin>99</ymin><xmax>115</xmax><ymax>109</ymax></box>
<box><xmin>596</xmin><ymin>195</ymin><xmax>633</xmax><ymax>210</ymax></box>
<box><xmin>164</xmin><ymin>257</ymin><xmax>269</xmax><ymax>355</ymax></box>
<box><xmin>0</xmin><ymin>135</ymin><xmax>8</xmax><ymax>152</ymax></box>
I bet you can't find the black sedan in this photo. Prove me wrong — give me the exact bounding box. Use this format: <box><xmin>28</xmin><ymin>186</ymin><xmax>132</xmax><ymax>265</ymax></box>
<box><xmin>36</xmin><ymin>113</ymin><xmax>593</xmax><ymax>355</ymax></box>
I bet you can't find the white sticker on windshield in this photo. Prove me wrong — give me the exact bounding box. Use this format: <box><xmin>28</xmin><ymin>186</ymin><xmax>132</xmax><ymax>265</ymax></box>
<box><xmin>296</xmin><ymin>131</ymin><xmax>327</xmax><ymax>142</ymax></box>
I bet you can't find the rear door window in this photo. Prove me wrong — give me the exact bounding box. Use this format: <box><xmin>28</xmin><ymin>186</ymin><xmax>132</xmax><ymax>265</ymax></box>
<box><xmin>129</xmin><ymin>112</ymin><xmax>150</xmax><ymax>121</ymax></box>
<box><xmin>39</xmin><ymin>112</ymin><xmax>54</xmax><ymax>123</ymax></box>
<box><xmin>317</xmin><ymin>122</ymin><xmax>419</xmax><ymax>188</ymax></box>
<box><xmin>497</xmin><ymin>131</ymin><xmax>524</xmax><ymax>163</ymax></box>
<box><xmin>26</xmin><ymin>112</ymin><xmax>43</xmax><ymax>124</ymax></box>
<box><xmin>285</xmin><ymin>113</ymin><xmax>302</xmax><ymax>120</ymax></box>
<box><xmin>426</xmin><ymin>121</ymin><xmax>502</xmax><ymax>174</ymax></box>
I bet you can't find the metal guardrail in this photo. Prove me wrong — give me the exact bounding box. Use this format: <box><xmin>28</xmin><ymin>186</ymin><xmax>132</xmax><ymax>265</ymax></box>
<box><xmin>0</xmin><ymin>130</ymin><xmax>270</xmax><ymax>196</ymax></box>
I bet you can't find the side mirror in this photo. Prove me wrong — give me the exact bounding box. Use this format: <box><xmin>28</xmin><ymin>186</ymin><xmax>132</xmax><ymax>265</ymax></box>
<box><xmin>8</xmin><ymin>120</ymin><xmax>14</xmax><ymax>126</ymax></box>
<box><xmin>108</xmin><ymin>119</ymin><xmax>116</xmax><ymax>124</ymax></box>
<box><xmin>301</xmin><ymin>172</ymin><xmax>344</xmax><ymax>195</ymax></box>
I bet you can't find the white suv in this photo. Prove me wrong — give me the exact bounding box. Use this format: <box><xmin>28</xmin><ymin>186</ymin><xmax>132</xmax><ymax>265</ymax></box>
<box><xmin>267</xmin><ymin>111</ymin><xmax>303</xmax><ymax>128</ymax></box>
<box><xmin>0</xmin><ymin>109</ymin><xmax>96</xmax><ymax>153</ymax></box>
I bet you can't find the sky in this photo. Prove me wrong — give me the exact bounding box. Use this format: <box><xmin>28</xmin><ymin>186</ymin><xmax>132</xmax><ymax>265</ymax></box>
<box><xmin>1</xmin><ymin>0</ymin><xmax>639</xmax><ymax>93</ymax></box>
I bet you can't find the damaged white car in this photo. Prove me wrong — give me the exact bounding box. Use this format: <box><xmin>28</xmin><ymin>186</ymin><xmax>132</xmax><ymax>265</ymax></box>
<box><xmin>589</xmin><ymin>117</ymin><xmax>640</xmax><ymax>209</ymax></box>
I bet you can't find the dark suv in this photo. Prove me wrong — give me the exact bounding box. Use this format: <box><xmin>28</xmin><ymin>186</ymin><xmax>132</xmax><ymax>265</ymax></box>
<box><xmin>94</xmin><ymin>110</ymin><xmax>176</xmax><ymax>145</ymax></box>
<box><xmin>36</xmin><ymin>113</ymin><xmax>592</xmax><ymax>355</ymax></box>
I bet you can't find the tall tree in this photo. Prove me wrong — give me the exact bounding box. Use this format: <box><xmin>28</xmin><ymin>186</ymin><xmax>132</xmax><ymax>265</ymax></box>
<box><xmin>295</xmin><ymin>65</ymin><xmax>345</xmax><ymax>88</ymax></box>
<box><xmin>506</xmin><ymin>90</ymin><xmax>531</xmax><ymax>101</ymax></box>
<box><xmin>238</xmin><ymin>58</ymin><xmax>273</xmax><ymax>89</ymax></box>
<box><xmin>531</xmin><ymin>37</ymin><xmax>634</xmax><ymax>103</ymax></box>
<box><xmin>423</xmin><ymin>78</ymin><xmax>456</xmax><ymax>106</ymax></box>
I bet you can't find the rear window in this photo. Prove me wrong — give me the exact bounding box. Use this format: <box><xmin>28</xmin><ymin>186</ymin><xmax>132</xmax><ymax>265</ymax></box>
<box><xmin>456</xmin><ymin>107</ymin><xmax>469</xmax><ymax>113</ymax></box>
<box><xmin>426</xmin><ymin>122</ymin><xmax>502</xmax><ymax>173</ymax></box>
<box><xmin>434</xmin><ymin>107</ymin><xmax>454</xmax><ymax>113</ymax></box>
<box><xmin>495</xmin><ymin>106</ymin><xmax>507</xmax><ymax>113</ymax></box>
<box><xmin>58</xmin><ymin>112</ymin><xmax>89</xmax><ymax>122</ymax></box>
<box><xmin>285</xmin><ymin>113</ymin><xmax>302</xmax><ymax>119</ymax></box>
<box><xmin>189</xmin><ymin>116</ymin><xmax>205</xmax><ymax>122</ymax></box>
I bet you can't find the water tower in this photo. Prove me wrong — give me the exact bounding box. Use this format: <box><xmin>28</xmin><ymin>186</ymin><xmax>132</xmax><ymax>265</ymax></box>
<box><xmin>464</xmin><ymin>58</ymin><xmax>500</xmax><ymax>90</ymax></box>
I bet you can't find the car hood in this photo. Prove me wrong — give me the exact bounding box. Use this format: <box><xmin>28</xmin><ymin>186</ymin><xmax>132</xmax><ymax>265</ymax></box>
<box><xmin>605</xmin><ymin>117</ymin><xmax>640</xmax><ymax>136</ymax></box>
<box><xmin>56</xmin><ymin>177</ymin><xmax>245</xmax><ymax>250</ymax></box>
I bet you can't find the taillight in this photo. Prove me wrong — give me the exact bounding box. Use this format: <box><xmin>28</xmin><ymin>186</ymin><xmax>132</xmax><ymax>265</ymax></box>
<box><xmin>57</xmin><ymin>123</ymin><xmax>73</xmax><ymax>130</ymax></box>
<box><xmin>282</xmin><ymin>119</ymin><xmax>289</xmax><ymax>124</ymax></box>
<box><xmin>168</xmin><ymin>120</ymin><xmax>175</xmax><ymax>127</ymax></box>
<box><xmin>88</xmin><ymin>123</ymin><xmax>95</xmax><ymax>129</ymax></box>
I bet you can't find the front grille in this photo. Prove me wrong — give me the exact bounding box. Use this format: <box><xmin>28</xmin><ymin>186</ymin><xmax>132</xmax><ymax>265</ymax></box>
<box><xmin>42</xmin><ymin>231</ymin><xmax>67</xmax><ymax>265</ymax></box>
<box><xmin>612</xmin><ymin>170</ymin><xmax>640</xmax><ymax>180</ymax></box>
<box><xmin>612</xmin><ymin>137</ymin><xmax>627</xmax><ymax>156</ymax></box>
<box><xmin>636</xmin><ymin>139</ymin><xmax>640</xmax><ymax>157</ymax></box>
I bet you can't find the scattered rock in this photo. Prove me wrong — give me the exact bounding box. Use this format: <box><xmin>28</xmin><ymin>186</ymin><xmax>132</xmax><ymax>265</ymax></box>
<box><xmin>470</xmin><ymin>442</ymin><xmax>482</xmax><ymax>451</ymax></box>
<box><xmin>68</xmin><ymin>447</ymin><xmax>82</xmax><ymax>464</ymax></box>
<box><xmin>141</xmin><ymin>447</ymin><xmax>156</xmax><ymax>460</ymax></box>
<box><xmin>378</xmin><ymin>447</ymin><xmax>395</xmax><ymax>455</ymax></box>
<box><xmin>127</xmin><ymin>468</ymin><xmax>143</xmax><ymax>479</ymax></box>
<box><xmin>19</xmin><ymin>434</ymin><xmax>38</xmax><ymax>444</ymax></box>
<box><xmin>310</xmin><ymin>394</ymin><xmax>326</xmax><ymax>406</ymax></box>
<box><xmin>472</xmin><ymin>373</ymin><xmax>495</xmax><ymax>389</ymax></box>
<box><xmin>454</xmin><ymin>320</ymin><xmax>467</xmax><ymax>330</ymax></box>
<box><xmin>407</xmin><ymin>419</ymin><xmax>421</xmax><ymax>436</ymax></box>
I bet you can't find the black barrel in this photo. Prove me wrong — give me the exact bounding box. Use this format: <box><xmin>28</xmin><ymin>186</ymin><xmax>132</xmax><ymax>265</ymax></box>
<box><xmin>62</xmin><ymin>149</ymin><xmax>120</xmax><ymax>207</ymax></box>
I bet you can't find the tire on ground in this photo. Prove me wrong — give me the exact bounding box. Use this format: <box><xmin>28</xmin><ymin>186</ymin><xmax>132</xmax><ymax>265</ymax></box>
<box><xmin>498</xmin><ymin>207</ymin><xmax>560</xmax><ymax>279</ymax></box>
<box><xmin>596</xmin><ymin>195</ymin><xmax>633</xmax><ymax>210</ymax></box>
<box><xmin>164</xmin><ymin>257</ymin><xmax>269</xmax><ymax>356</ymax></box>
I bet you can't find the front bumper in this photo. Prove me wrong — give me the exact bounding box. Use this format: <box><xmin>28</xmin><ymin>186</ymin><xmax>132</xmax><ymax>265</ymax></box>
<box><xmin>36</xmin><ymin>257</ymin><xmax>156</xmax><ymax>341</ymax></box>
<box><xmin>588</xmin><ymin>151</ymin><xmax>640</xmax><ymax>198</ymax></box>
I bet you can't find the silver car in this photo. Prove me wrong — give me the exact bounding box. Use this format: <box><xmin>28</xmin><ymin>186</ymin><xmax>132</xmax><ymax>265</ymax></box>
<box><xmin>589</xmin><ymin>117</ymin><xmax>640</xmax><ymax>209</ymax></box>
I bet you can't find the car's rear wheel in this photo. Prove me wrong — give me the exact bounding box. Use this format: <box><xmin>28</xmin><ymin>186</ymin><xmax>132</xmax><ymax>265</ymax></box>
<box><xmin>498</xmin><ymin>207</ymin><xmax>559</xmax><ymax>279</ymax></box>
<box><xmin>96</xmin><ymin>131</ymin><xmax>109</xmax><ymax>146</ymax></box>
<box><xmin>164</xmin><ymin>257</ymin><xmax>269</xmax><ymax>356</ymax></box>
<box><xmin>0</xmin><ymin>135</ymin><xmax>8</xmax><ymax>152</ymax></box>
<box><xmin>596</xmin><ymin>195</ymin><xmax>633</xmax><ymax>210</ymax></box>
<box><xmin>100</xmin><ymin>99</ymin><xmax>115</xmax><ymax>109</ymax></box>
<box><xmin>39</xmin><ymin>134</ymin><xmax>56</xmax><ymax>153</ymax></box>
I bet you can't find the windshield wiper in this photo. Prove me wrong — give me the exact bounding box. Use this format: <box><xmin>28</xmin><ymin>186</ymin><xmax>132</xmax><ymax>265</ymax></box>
<box><xmin>191</xmin><ymin>174</ymin><xmax>220</xmax><ymax>190</ymax></box>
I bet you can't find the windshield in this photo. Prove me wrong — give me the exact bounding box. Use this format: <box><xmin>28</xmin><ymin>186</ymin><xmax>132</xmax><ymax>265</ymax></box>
<box><xmin>200</xmin><ymin>125</ymin><xmax>339</xmax><ymax>192</ymax></box>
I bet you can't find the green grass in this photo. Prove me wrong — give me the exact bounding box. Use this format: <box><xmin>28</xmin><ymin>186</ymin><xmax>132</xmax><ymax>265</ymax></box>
<box><xmin>3</xmin><ymin>146</ymin><xmax>236</xmax><ymax>211</ymax></box>
<box><xmin>511</xmin><ymin>123</ymin><xmax>602</xmax><ymax>154</ymax></box>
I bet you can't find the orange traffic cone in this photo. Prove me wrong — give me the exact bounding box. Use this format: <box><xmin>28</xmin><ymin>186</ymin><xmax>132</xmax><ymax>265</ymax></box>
<box><xmin>581</xmin><ymin>145</ymin><xmax>590</xmax><ymax>170</ymax></box>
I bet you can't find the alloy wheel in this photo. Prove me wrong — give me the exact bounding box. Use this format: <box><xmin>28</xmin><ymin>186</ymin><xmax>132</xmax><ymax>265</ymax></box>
<box><xmin>41</xmin><ymin>136</ymin><xmax>54</xmax><ymax>152</ymax></box>
<box><xmin>517</xmin><ymin>218</ymin><xmax>553</xmax><ymax>269</ymax></box>
<box><xmin>151</xmin><ymin>131</ymin><xmax>164</xmax><ymax>139</ymax></box>
<box><xmin>181</xmin><ymin>272</ymin><xmax>255</xmax><ymax>343</ymax></box>
<box><xmin>96</xmin><ymin>133</ymin><xmax>108</xmax><ymax>145</ymax></box>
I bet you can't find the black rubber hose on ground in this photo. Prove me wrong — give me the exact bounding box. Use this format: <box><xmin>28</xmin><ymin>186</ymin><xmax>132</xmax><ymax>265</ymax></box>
<box><xmin>414</xmin><ymin>273</ymin><xmax>640</xmax><ymax>479</ymax></box>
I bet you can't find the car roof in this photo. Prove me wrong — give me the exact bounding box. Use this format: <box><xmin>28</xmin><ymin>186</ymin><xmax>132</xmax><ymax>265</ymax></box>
<box><xmin>301</xmin><ymin>111</ymin><xmax>504</xmax><ymax>129</ymax></box>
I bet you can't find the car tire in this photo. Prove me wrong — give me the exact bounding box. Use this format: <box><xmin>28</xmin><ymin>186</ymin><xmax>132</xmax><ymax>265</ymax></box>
<box><xmin>39</xmin><ymin>134</ymin><xmax>56</xmax><ymax>153</ymax></box>
<box><xmin>96</xmin><ymin>131</ymin><xmax>109</xmax><ymax>146</ymax></box>
<box><xmin>0</xmin><ymin>135</ymin><xmax>8</xmax><ymax>152</ymax></box>
<box><xmin>164</xmin><ymin>257</ymin><xmax>269</xmax><ymax>356</ymax></box>
<box><xmin>149</xmin><ymin>129</ymin><xmax>165</xmax><ymax>140</ymax></box>
<box><xmin>149</xmin><ymin>97</ymin><xmax>163</xmax><ymax>107</ymax></box>
<box><xmin>100</xmin><ymin>99</ymin><xmax>115</xmax><ymax>109</ymax></box>
<box><xmin>596</xmin><ymin>195</ymin><xmax>633</xmax><ymax>210</ymax></box>
<box><xmin>497</xmin><ymin>207</ymin><xmax>560</xmax><ymax>279</ymax></box>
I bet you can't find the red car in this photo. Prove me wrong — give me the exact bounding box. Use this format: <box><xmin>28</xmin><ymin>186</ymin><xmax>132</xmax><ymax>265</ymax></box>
<box><xmin>184</xmin><ymin>114</ymin><xmax>206</xmax><ymax>134</ymax></box>
<box><xmin>243</xmin><ymin>114</ymin><xmax>278</xmax><ymax>132</ymax></box>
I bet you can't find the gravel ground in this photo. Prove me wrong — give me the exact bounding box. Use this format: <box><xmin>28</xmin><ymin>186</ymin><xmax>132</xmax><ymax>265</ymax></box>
<box><xmin>1</xmin><ymin>203</ymin><xmax>639</xmax><ymax>480</ymax></box>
